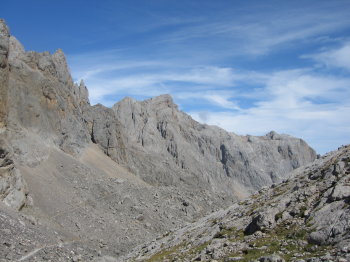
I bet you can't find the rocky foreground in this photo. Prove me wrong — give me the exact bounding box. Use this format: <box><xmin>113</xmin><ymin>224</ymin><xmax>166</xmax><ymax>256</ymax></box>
<box><xmin>124</xmin><ymin>145</ymin><xmax>350</xmax><ymax>262</ymax></box>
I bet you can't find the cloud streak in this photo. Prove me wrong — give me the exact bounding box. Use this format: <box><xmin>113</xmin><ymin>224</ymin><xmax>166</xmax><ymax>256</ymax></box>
<box><xmin>303</xmin><ymin>42</ymin><xmax>350</xmax><ymax>71</ymax></box>
<box><xmin>191</xmin><ymin>69</ymin><xmax>350</xmax><ymax>154</ymax></box>
<box><xmin>147</xmin><ymin>2</ymin><xmax>350</xmax><ymax>57</ymax></box>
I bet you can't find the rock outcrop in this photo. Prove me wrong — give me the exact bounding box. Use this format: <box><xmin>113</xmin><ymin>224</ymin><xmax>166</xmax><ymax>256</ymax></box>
<box><xmin>3</xmin><ymin>20</ymin><xmax>90</xmax><ymax>156</ymax></box>
<box><xmin>0</xmin><ymin>139</ymin><xmax>28</xmax><ymax>210</ymax></box>
<box><xmin>84</xmin><ymin>94</ymin><xmax>317</xmax><ymax>201</ymax></box>
<box><xmin>107</xmin><ymin>96</ymin><xmax>316</xmax><ymax>197</ymax></box>
<box><xmin>0</xmin><ymin>19</ymin><xmax>10</xmax><ymax>128</ymax></box>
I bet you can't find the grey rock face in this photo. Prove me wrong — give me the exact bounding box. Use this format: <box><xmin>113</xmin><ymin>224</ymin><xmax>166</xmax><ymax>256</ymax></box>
<box><xmin>4</xmin><ymin>29</ymin><xmax>90</xmax><ymax>156</ymax></box>
<box><xmin>125</xmin><ymin>145</ymin><xmax>350</xmax><ymax>262</ymax></box>
<box><xmin>0</xmin><ymin>19</ymin><xmax>10</xmax><ymax>128</ymax></box>
<box><xmin>259</xmin><ymin>254</ymin><xmax>285</xmax><ymax>262</ymax></box>
<box><xmin>83</xmin><ymin>103</ymin><xmax>127</xmax><ymax>163</ymax></box>
<box><xmin>244</xmin><ymin>207</ymin><xmax>278</xmax><ymax>235</ymax></box>
<box><xmin>110</xmin><ymin>95</ymin><xmax>316</xmax><ymax>197</ymax></box>
<box><xmin>0</xmin><ymin>139</ymin><xmax>27</xmax><ymax>210</ymax></box>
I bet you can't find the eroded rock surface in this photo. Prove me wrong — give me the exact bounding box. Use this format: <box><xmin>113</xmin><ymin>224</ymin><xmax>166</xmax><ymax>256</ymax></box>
<box><xmin>126</xmin><ymin>145</ymin><xmax>350</xmax><ymax>262</ymax></box>
<box><xmin>0</xmin><ymin>139</ymin><xmax>28</xmax><ymax>210</ymax></box>
<box><xmin>0</xmin><ymin>19</ymin><xmax>10</xmax><ymax>128</ymax></box>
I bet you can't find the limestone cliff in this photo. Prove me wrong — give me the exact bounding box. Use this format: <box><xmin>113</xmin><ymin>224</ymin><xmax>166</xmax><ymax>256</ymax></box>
<box><xmin>0</xmin><ymin>19</ymin><xmax>10</xmax><ymax>128</ymax></box>
<box><xmin>84</xmin><ymin>93</ymin><xmax>316</xmax><ymax>199</ymax></box>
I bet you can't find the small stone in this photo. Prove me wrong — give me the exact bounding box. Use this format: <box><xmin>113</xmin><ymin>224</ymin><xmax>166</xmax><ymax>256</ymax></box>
<box><xmin>341</xmin><ymin>246</ymin><xmax>350</xmax><ymax>253</ymax></box>
<box><xmin>224</xmin><ymin>257</ymin><xmax>243</xmax><ymax>261</ymax></box>
<box><xmin>259</xmin><ymin>254</ymin><xmax>285</xmax><ymax>262</ymax></box>
<box><xmin>337</xmin><ymin>258</ymin><xmax>347</xmax><ymax>262</ymax></box>
<box><xmin>72</xmin><ymin>254</ymin><xmax>82</xmax><ymax>262</ymax></box>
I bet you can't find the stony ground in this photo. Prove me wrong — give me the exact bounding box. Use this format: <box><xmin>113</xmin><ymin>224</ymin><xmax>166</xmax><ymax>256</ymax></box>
<box><xmin>124</xmin><ymin>145</ymin><xmax>350</xmax><ymax>262</ymax></box>
<box><xmin>1</xmin><ymin>141</ymin><xmax>234</xmax><ymax>262</ymax></box>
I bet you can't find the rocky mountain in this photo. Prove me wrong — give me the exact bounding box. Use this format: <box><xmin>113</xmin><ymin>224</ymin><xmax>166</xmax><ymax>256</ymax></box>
<box><xmin>126</xmin><ymin>144</ymin><xmax>350</xmax><ymax>262</ymax></box>
<box><xmin>0</xmin><ymin>19</ymin><xmax>321</xmax><ymax>261</ymax></box>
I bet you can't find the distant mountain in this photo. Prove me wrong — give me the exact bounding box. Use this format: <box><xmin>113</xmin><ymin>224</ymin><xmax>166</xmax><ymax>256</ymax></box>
<box><xmin>0</xmin><ymin>19</ymin><xmax>318</xmax><ymax>261</ymax></box>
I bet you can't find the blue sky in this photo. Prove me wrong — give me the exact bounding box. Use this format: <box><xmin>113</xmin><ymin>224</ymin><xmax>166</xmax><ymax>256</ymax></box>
<box><xmin>3</xmin><ymin>0</ymin><xmax>350</xmax><ymax>154</ymax></box>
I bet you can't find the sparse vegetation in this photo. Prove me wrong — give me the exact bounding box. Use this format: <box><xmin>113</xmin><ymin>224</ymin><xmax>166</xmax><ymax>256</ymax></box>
<box><xmin>299</xmin><ymin>205</ymin><xmax>308</xmax><ymax>218</ymax></box>
<box><xmin>274</xmin><ymin>211</ymin><xmax>283</xmax><ymax>221</ymax></box>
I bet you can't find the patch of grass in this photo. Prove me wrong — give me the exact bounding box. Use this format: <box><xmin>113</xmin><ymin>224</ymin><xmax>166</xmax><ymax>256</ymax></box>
<box><xmin>245</xmin><ymin>202</ymin><xmax>260</xmax><ymax>216</ymax></box>
<box><xmin>272</xmin><ymin>184</ymin><xmax>288</xmax><ymax>197</ymax></box>
<box><xmin>224</xmin><ymin>222</ymin><xmax>331</xmax><ymax>262</ymax></box>
<box><xmin>223</xmin><ymin>227</ymin><xmax>245</xmax><ymax>242</ymax></box>
<box><xmin>224</xmin><ymin>241</ymin><xmax>281</xmax><ymax>262</ymax></box>
<box><xmin>305</xmin><ymin>216</ymin><xmax>314</xmax><ymax>227</ymax></box>
<box><xmin>147</xmin><ymin>217</ymin><xmax>333</xmax><ymax>262</ymax></box>
<box><xmin>241</xmin><ymin>248</ymin><xmax>268</xmax><ymax>260</ymax></box>
<box><xmin>283</xmin><ymin>243</ymin><xmax>331</xmax><ymax>261</ymax></box>
<box><xmin>274</xmin><ymin>211</ymin><xmax>283</xmax><ymax>221</ymax></box>
<box><xmin>211</xmin><ymin>218</ymin><xmax>219</xmax><ymax>225</ymax></box>
<box><xmin>254</xmin><ymin>239</ymin><xmax>280</xmax><ymax>254</ymax></box>
<box><xmin>251</xmin><ymin>193</ymin><xmax>260</xmax><ymax>200</ymax></box>
<box><xmin>299</xmin><ymin>205</ymin><xmax>308</xmax><ymax>218</ymax></box>
<box><xmin>188</xmin><ymin>241</ymin><xmax>210</xmax><ymax>257</ymax></box>
<box><xmin>146</xmin><ymin>245</ymin><xmax>181</xmax><ymax>262</ymax></box>
<box><xmin>214</xmin><ymin>227</ymin><xmax>236</xmax><ymax>239</ymax></box>
<box><xmin>286</xmin><ymin>228</ymin><xmax>309</xmax><ymax>240</ymax></box>
<box><xmin>146</xmin><ymin>239</ymin><xmax>212</xmax><ymax>262</ymax></box>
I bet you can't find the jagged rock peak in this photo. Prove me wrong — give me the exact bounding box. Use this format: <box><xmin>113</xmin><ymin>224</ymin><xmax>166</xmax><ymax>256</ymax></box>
<box><xmin>0</xmin><ymin>19</ymin><xmax>10</xmax><ymax>37</ymax></box>
<box><xmin>265</xmin><ymin>130</ymin><xmax>286</xmax><ymax>140</ymax></box>
<box><xmin>119</xmin><ymin>96</ymin><xmax>137</xmax><ymax>104</ymax></box>
<box><xmin>79</xmin><ymin>79</ymin><xmax>85</xmax><ymax>87</ymax></box>
<box><xmin>0</xmin><ymin>20</ymin><xmax>73</xmax><ymax>86</ymax></box>
<box><xmin>73</xmin><ymin>79</ymin><xmax>90</xmax><ymax>105</ymax></box>
<box><xmin>146</xmin><ymin>94</ymin><xmax>177</xmax><ymax>108</ymax></box>
<box><xmin>149</xmin><ymin>93</ymin><xmax>173</xmax><ymax>102</ymax></box>
<box><xmin>115</xmin><ymin>94</ymin><xmax>178</xmax><ymax>111</ymax></box>
<box><xmin>52</xmin><ymin>48</ymin><xmax>69</xmax><ymax>68</ymax></box>
<box><xmin>8</xmin><ymin>36</ymin><xmax>25</xmax><ymax>59</ymax></box>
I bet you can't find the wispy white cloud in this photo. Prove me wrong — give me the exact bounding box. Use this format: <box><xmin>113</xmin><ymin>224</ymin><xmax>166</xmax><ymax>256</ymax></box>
<box><xmin>69</xmin><ymin>55</ymin><xmax>241</xmax><ymax>105</ymax></box>
<box><xmin>190</xmin><ymin>70</ymin><xmax>350</xmax><ymax>154</ymax></box>
<box><xmin>303</xmin><ymin>42</ymin><xmax>350</xmax><ymax>71</ymax></box>
<box><xmin>173</xmin><ymin>90</ymin><xmax>241</xmax><ymax>110</ymax></box>
<box><xmin>202</xmin><ymin>94</ymin><xmax>240</xmax><ymax>111</ymax></box>
<box><xmin>151</xmin><ymin>3</ymin><xmax>350</xmax><ymax>57</ymax></box>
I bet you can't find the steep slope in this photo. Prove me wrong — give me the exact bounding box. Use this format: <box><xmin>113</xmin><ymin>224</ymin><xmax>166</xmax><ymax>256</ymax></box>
<box><xmin>0</xmin><ymin>19</ymin><xmax>10</xmax><ymax>128</ymax></box>
<box><xmin>83</xmin><ymin>95</ymin><xmax>317</xmax><ymax>203</ymax></box>
<box><xmin>126</xmin><ymin>145</ymin><xmax>350</xmax><ymax>262</ymax></box>
<box><xmin>109</xmin><ymin>95</ymin><xmax>316</xmax><ymax>196</ymax></box>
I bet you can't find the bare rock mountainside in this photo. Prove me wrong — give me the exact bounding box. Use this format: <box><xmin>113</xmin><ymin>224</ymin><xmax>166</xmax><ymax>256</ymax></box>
<box><xmin>126</xmin><ymin>145</ymin><xmax>350</xmax><ymax>262</ymax></box>
<box><xmin>0</xmin><ymin>19</ymin><xmax>320</xmax><ymax>261</ymax></box>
